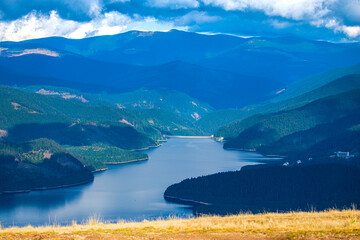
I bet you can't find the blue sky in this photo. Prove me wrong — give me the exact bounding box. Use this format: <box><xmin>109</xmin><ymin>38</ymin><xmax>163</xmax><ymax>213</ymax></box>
<box><xmin>0</xmin><ymin>0</ymin><xmax>359</xmax><ymax>42</ymax></box>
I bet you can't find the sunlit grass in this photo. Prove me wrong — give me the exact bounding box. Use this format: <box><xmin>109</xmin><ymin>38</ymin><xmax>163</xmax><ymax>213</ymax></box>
<box><xmin>1</xmin><ymin>209</ymin><xmax>360</xmax><ymax>239</ymax></box>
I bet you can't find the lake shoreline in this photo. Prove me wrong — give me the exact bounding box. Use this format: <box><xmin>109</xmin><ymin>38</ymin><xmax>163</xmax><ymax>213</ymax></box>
<box><xmin>0</xmin><ymin>179</ymin><xmax>94</xmax><ymax>195</ymax></box>
<box><xmin>104</xmin><ymin>157</ymin><xmax>149</xmax><ymax>165</ymax></box>
<box><xmin>129</xmin><ymin>142</ymin><xmax>163</xmax><ymax>151</ymax></box>
<box><xmin>1</xmin><ymin>158</ymin><xmax>151</xmax><ymax>195</ymax></box>
<box><xmin>165</xmin><ymin>135</ymin><xmax>211</xmax><ymax>139</ymax></box>
<box><xmin>163</xmin><ymin>141</ymin><xmax>285</xmax><ymax>209</ymax></box>
<box><xmin>1</xmin><ymin>138</ymin><xmax>273</xmax><ymax>227</ymax></box>
<box><xmin>164</xmin><ymin>195</ymin><xmax>212</xmax><ymax>206</ymax></box>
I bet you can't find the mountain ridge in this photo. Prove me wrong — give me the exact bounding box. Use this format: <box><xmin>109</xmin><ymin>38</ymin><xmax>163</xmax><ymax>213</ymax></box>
<box><xmin>0</xmin><ymin>54</ymin><xmax>281</xmax><ymax>109</ymax></box>
<box><xmin>3</xmin><ymin>30</ymin><xmax>360</xmax><ymax>84</ymax></box>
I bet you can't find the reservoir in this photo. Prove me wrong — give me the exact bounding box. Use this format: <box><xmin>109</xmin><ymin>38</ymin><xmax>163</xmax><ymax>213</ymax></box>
<box><xmin>0</xmin><ymin>138</ymin><xmax>275</xmax><ymax>227</ymax></box>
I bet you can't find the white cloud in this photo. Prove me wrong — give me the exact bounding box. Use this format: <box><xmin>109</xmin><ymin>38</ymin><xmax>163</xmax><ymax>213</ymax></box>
<box><xmin>0</xmin><ymin>11</ymin><xmax>78</xmax><ymax>41</ymax></box>
<box><xmin>126</xmin><ymin>15</ymin><xmax>186</xmax><ymax>32</ymax></box>
<box><xmin>311</xmin><ymin>17</ymin><xmax>360</xmax><ymax>38</ymax></box>
<box><xmin>106</xmin><ymin>0</ymin><xmax>131</xmax><ymax>3</ymax></box>
<box><xmin>175</xmin><ymin>11</ymin><xmax>221</xmax><ymax>25</ymax></box>
<box><xmin>268</xmin><ymin>19</ymin><xmax>293</xmax><ymax>29</ymax></box>
<box><xmin>340</xmin><ymin>0</ymin><xmax>360</xmax><ymax>23</ymax></box>
<box><xmin>341</xmin><ymin>25</ymin><xmax>360</xmax><ymax>37</ymax></box>
<box><xmin>201</xmin><ymin>0</ymin><xmax>332</xmax><ymax>20</ymax></box>
<box><xmin>201</xmin><ymin>0</ymin><xmax>246</xmax><ymax>11</ymax></box>
<box><xmin>62</xmin><ymin>0</ymin><xmax>103</xmax><ymax>17</ymax></box>
<box><xmin>147</xmin><ymin>0</ymin><xmax>200</xmax><ymax>9</ymax></box>
<box><xmin>0</xmin><ymin>0</ymin><xmax>359</xmax><ymax>41</ymax></box>
<box><xmin>200</xmin><ymin>0</ymin><xmax>360</xmax><ymax>38</ymax></box>
<box><xmin>0</xmin><ymin>10</ymin><xmax>181</xmax><ymax>41</ymax></box>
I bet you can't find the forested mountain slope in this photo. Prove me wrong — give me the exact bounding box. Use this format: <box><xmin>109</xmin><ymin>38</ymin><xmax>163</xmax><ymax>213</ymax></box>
<box><xmin>214</xmin><ymin>73</ymin><xmax>360</xmax><ymax>138</ymax></box>
<box><xmin>223</xmin><ymin>89</ymin><xmax>360</xmax><ymax>158</ymax></box>
<box><xmin>0</xmin><ymin>138</ymin><xmax>93</xmax><ymax>193</ymax></box>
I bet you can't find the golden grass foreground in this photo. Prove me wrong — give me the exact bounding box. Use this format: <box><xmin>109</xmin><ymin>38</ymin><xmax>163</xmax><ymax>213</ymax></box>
<box><xmin>1</xmin><ymin>209</ymin><xmax>360</xmax><ymax>239</ymax></box>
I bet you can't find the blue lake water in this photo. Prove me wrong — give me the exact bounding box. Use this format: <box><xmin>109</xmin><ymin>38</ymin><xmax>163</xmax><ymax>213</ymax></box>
<box><xmin>0</xmin><ymin>138</ymin><xmax>275</xmax><ymax>227</ymax></box>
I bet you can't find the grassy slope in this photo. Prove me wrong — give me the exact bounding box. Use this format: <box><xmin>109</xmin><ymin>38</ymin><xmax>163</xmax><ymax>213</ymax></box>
<box><xmin>197</xmin><ymin>108</ymin><xmax>248</xmax><ymax>134</ymax></box>
<box><xmin>270</xmin><ymin>62</ymin><xmax>360</xmax><ymax>103</ymax></box>
<box><xmin>0</xmin><ymin>138</ymin><xmax>66</xmax><ymax>164</ymax></box>
<box><xmin>22</xmin><ymin>86</ymin><xmax>214</xmax><ymax>122</ymax></box>
<box><xmin>223</xmin><ymin>88</ymin><xmax>360</xmax><ymax>151</ymax></box>
<box><xmin>132</xmin><ymin>109</ymin><xmax>204</xmax><ymax>136</ymax></box>
<box><xmin>33</xmin><ymin>86</ymin><xmax>208</xmax><ymax>135</ymax></box>
<box><xmin>1</xmin><ymin>85</ymin><xmax>204</xmax><ymax>137</ymax></box>
<box><xmin>0</xmin><ymin>210</ymin><xmax>359</xmax><ymax>239</ymax></box>
<box><xmin>200</xmin><ymin>73</ymin><xmax>360</xmax><ymax>135</ymax></box>
<box><xmin>0</xmin><ymin>86</ymin><xmax>162</xmax><ymax>149</ymax></box>
<box><xmin>0</xmin><ymin>85</ymin><xmax>142</xmax><ymax>130</ymax></box>
<box><xmin>260</xmin><ymin>110</ymin><xmax>360</xmax><ymax>157</ymax></box>
<box><xmin>95</xmin><ymin>88</ymin><xmax>214</xmax><ymax>122</ymax></box>
<box><xmin>66</xmin><ymin>144</ymin><xmax>149</xmax><ymax>171</ymax></box>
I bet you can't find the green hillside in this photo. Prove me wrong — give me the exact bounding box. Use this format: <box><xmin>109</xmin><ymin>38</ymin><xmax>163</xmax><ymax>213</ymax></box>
<box><xmin>259</xmin><ymin>74</ymin><xmax>360</xmax><ymax>114</ymax></box>
<box><xmin>0</xmin><ymin>86</ymin><xmax>209</xmax><ymax>151</ymax></box>
<box><xmin>216</xmin><ymin>74</ymin><xmax>360</xmax><ymax>139</ymax></box>
<box><xmin>0</xmin><ymin>85</ymin><xmax>210</xmax><ymax>192</ymax></box>
<box><xmin>0</xmin><ymin>138</ymin><xmax>93</xmax><ymax>193</ymax></box>
<box><xmin>269</xmin><ymin>63</ymin><xmax>360</xmax><ymax>103</ymax></box>
<box><xmin>5</xmin><ymin>85</ymin><xmax>206</xmax><ymax>136</ymax></box>
<box><xmin>23</xmin><ymin>86</ymin><xmax>209</xmax><ymax>135</ymax></box>
<box><xmin>199</xmin><ymin>72</ymin><xmax>360</xmax><ymax>135</ymax></box>
<box><xmin>0</xmin><ymin>86</ymin><xmax>136</xmax><ymax>129</ymax></box>
<box><xmin>0</xmin><ymin>86</ymin><xmax>158</xmax><ymax>149</ymax></box>
<box><xmin>197</xmin><ymin>109</ymin><xmax>248</xmax><ymax>134</ymax></box>
<box><xmin>132</xmin><ymin>109</ymin><xmax>204</xmax><ymax>136</ymax></box>
<box><xmin>224</xmin><ymin>89</ymin><xmax>360</xmax><ymax>155</ymax></box>
<box><xmin>260</xmin><ymin>110</ymin><xmax>360</xmax><ymax>158</ymax></box>
<box><xmin>0</xmin><ymin>138</ymin><xmax>67</xmax><ymax>164</ymax></box>
<box><xmin>215</xmin><ymin>114</ymin><xmax>264</xmax><ymax>140</ymax></box>
<box><xmin>67</xmin><ymin>144</ymin><xmax>149</xmax><ymax>171</ymax></box>
<box><xmin>95</xmin><ymin>88</ymin><xmax>214</xmax><ymax>122</ymax></box>
<box><xmin>23</xmin><ymin>86</ymin><xmax>214</xmax><ymax>122</ymax></box>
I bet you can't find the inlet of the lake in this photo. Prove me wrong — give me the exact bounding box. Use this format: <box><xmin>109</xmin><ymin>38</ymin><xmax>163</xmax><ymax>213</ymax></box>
<box><xmin>0</xmin><ymin>138</ymin><xmax>277</xmax><ymax>227</ymax></box>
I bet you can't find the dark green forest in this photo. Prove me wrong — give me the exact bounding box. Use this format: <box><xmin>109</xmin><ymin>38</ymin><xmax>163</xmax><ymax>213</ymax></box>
<box><xmin>165</xmin><ymin>163</ymin><xmax>360</xmax><ymax>215</ymax></box>
<box><xmin>0</xmin><ymin>139</ymin><xmax>93</xmax><ymax>193</ymax></box>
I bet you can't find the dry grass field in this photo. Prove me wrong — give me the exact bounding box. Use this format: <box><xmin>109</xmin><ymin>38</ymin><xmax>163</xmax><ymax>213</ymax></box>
<box><xmin>1</xmin><ymin>209</ymin><xmax>360</xmax><ymax>239</ymax></box>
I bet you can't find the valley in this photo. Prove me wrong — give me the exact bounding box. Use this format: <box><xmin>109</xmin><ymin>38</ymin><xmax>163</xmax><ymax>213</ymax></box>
<box><xmin>0</xmin><ymin>30</ymin><xmax>360</xmax><ymax>230</ymax></box>
<box><xmin>0</xmin><ymin>138</ymin><xmax>267</xmax><ymax>227</ymax></box>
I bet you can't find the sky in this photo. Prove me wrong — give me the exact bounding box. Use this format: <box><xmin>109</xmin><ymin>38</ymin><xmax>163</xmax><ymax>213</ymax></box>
<box><xmin>0</xmin><ymin>0</ymin><xmax>360</xmax><ymax>42</ymax></box>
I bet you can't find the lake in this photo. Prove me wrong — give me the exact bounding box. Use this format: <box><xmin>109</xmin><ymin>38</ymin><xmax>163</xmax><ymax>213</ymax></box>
<box><xmin>0</xmin><ymin>138</ymin><xmax>276</xmax><ymax>227</ymax></box>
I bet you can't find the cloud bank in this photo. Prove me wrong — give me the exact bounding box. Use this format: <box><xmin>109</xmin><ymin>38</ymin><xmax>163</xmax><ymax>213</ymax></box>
<box><xmin>0</xmin><ymin>0</ymin><xmax>359</xmax><ymax>41</ymax></box>
<box><xmin>0</xmin><ymin>10</ymin><xmax>185</xmax><ymax>41</ymax></box>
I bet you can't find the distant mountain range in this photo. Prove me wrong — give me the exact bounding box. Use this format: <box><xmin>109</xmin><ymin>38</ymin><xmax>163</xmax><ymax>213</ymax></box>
<box><xmin>3</xmin><ymin>30</ymin><xmax>360</xmax><ymax>83</ymax></box>
<box><xmin>0</xmin><ymin>53</ymin><xmax>279</xmax><ymax>109</ymax></box>
<box><xmin>2</xmin><ymin>30</ymin><xmax>360</xmax><ymax>108</ymax></box>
